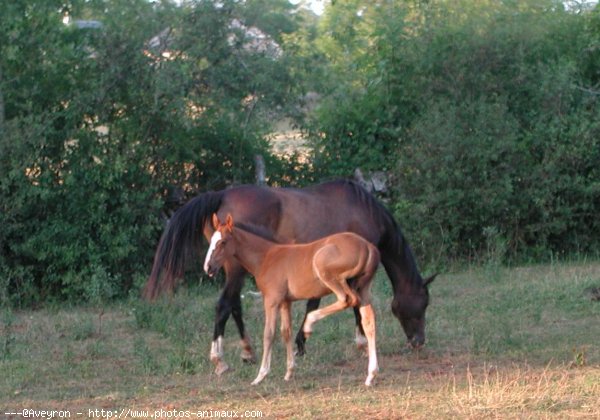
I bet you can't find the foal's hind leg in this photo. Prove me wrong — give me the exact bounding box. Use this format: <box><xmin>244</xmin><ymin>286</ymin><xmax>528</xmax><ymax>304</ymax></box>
<box><xmin>302</xmin><ymin>277</ymin><xmax>352</xmax><ymax>339</ymax></box>
<box><xmin>360</xmin><ymin>302</ymin><xmax>378</xmax><ymax>386</ymax></box>
<box><xmin>357</xmin><ymin>279</ymin><xmax>378</xmax><ymax>386</ymax></box>
<box><xmin>302</xmin><ymin>297</ymin><xmax>349</xmax><ymax>339</ymax></box>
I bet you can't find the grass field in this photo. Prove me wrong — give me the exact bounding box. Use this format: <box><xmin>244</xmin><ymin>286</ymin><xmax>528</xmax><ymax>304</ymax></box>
<box><xmin>1</xmin><ymin>261</ymin><xmax>599</xmax><ymax>419</ymax></box>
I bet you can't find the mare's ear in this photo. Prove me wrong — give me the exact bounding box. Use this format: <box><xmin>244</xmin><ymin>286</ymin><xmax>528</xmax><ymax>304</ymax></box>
<box><xmin>212</xmin><ymin>213</ymin><xmax>220</xmax><ymax>230</ymax></box>
<box><xmin>226</xmin><ymin>213</ymin><xmax>234</xmax><ymax>231</ymax></box>
<box><xmin>424</xmin><ymin>273</ymin><xmax>438</xmax><ymax>287</ymax></box>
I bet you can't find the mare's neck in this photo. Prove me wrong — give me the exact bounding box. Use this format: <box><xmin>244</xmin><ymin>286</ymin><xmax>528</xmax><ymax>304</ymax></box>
<box><xmin>384</xmin><ymin>245</ymin><xmax>423</xmax><ymax>294</ymax></box>
<box><xmin>232</xmin><ymin>228</ymin><xmax>275</xmax><ymax>276</ymax></box>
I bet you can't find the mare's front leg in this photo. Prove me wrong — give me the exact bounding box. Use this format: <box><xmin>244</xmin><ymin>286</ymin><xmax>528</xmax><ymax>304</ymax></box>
<box><xmin>211</xmin><ymin>263</ymin><xmax>255</xmax><ymax>375</ymax></box>
<box><xmin>295</xmin><ymin>298</ymin><xmax>321</xmax><ymax>356</ymax></box>
<box><xmin>231</xmin><ymin>283</ymin><xmax>255</xmax><ymax>364</ymax></box>
<box><xmin>252</xmin><ymin>300</ymin><xmax>278</xmax><ymax>385</ymax></box>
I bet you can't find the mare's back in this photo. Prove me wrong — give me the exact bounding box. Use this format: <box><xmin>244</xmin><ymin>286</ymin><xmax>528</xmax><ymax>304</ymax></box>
<box><xmin>276</xmin><ymin>181</ymin><xmax>382</xmax><ymax>244</ymax></box>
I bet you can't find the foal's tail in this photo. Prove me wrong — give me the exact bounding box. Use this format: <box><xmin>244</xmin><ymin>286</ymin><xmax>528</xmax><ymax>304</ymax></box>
<box><xmin>143</xmin><ymin>191</ymin><xmax>224</xmax><ymax>300</ymax></box>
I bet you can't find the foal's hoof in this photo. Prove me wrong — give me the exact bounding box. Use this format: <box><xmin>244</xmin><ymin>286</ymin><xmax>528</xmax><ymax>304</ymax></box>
<box><xmin>365</xmin><ymin>372</ymin><xmax>377</xmax><ymax>386</ymax></box>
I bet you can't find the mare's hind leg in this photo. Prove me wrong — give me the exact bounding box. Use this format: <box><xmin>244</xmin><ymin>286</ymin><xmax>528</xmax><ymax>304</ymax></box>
<box><xmin>295</xmin><ymin>298</ymin><xmax>321</xmax><ymax>356</ymax></box>
<box><xmin>353</xmin><ymin>307</ymin><xmax>368</xmax><ymax>352</ymax></box>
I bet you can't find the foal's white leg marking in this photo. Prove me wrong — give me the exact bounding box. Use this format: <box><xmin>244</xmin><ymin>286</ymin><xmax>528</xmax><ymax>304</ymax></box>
<box><xmin>210</xmin><ymin>335</ymin><xmax>230</xmax><ymax>375</ymax></box>
<box><xmin>359</xmin><ymin>304</ymin><xmax>378</xmax><ymax>386</ymax></box>
<box><xmin>203</xmin><ymin>231</ymin><xmax>222</xmax><ymax>273</ymax></box>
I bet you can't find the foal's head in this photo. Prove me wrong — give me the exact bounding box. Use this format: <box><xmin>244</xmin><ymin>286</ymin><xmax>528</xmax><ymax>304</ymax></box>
<box><xmin>203</xmin><ymin>213</ymin><xmax>235</xmax><ymax>277</ymax></box>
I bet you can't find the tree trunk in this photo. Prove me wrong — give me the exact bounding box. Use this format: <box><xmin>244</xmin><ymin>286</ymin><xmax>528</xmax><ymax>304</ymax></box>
<box><xmin>0</xmin><ymin>65</ymin><xmax>5</xmax><ymax>135</ymax></box>
<box><xmin>255</xmin><ymin>154</ymin><xmax>266</xmax><ymax>186</ymax></box>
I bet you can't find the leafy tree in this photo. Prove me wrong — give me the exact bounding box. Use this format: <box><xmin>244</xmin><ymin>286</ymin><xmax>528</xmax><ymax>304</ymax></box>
<box><xmin>307</xmin><ymin>0</ymin><xmax>600</xmax><ymax>263</ymax></box>
<box><xmin>0</xmin><ymin>0</ymin><xmax>307</xmax><ymax>305</ymax></box>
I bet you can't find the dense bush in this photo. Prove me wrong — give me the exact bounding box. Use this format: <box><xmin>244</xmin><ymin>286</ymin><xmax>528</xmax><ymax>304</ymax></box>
<box><xmin>0</xmin><ymin>0</ymin><xmax>308</xmax><ymax>306</ymax></box>
<box><xmin>309</xmin><ymin>0</ymin><xmax>600</xmax><ymax>264</ymax></box>
<box><xmin>3</xmin><ymin>0</ymin><xmax>600</xmax><ymax>306</ymax></box>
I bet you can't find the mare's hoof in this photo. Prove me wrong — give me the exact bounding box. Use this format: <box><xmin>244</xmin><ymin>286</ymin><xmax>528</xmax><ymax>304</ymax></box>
<box><xmin>242</xmin><ymin>355</ymin><xmax>256</xmax><ymax>365</ymax></box>
<box><xmin>214</xmin><ymin>361</ymin><xmax>230</xmax><ymax>376</ymax></box>
<box><xmin>355</xmin><ymin>338</ymin><xmax>368</xmax><ymax>355</ymax></box>
<box><xmin>241</xmin><ymin>346</ymin><xmax>256</xmax><ymax>364</ymax></box>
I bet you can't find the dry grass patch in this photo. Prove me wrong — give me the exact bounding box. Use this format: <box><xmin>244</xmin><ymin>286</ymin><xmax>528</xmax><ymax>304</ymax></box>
<box><xmin>1</xmin><ymin>261</ymin><xmax>599</xmax><ymax>418</ymax></box>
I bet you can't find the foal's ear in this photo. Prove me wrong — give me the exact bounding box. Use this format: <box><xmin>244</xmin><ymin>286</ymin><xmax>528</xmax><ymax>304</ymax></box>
<box><xmin>211</xmin><ymin>213</ymin><xmax>220</xmax><ymax>230</ymax></box>
<box><xmin>424</xmin><ymin>273</ymin><xmax>438</xmax><ymax>287</ymax></box>
<box><xmin>226</xmin><ymin>213</ymin><xmax>234</xmax><ymax>231</ymax></box>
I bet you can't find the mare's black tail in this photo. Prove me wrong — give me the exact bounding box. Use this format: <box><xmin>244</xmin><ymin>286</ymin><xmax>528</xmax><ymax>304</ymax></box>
<box><xmin>143</xmin><ymin>191</ymin><xmax>224</xmax><ymax>300</ymax></box>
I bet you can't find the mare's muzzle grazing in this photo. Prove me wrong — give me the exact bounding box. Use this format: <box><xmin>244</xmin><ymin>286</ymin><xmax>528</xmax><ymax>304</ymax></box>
<box><xmin>391</xmin><ymin>275</ymin><xmax>436</xmax><ymax>350</ymax></box>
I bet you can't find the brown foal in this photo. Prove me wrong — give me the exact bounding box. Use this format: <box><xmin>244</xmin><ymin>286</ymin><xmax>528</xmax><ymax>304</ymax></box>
<box><xmin>204</xmin><ymin>214</ymin><xmax>380</xmax><ymax>386</ymax></box>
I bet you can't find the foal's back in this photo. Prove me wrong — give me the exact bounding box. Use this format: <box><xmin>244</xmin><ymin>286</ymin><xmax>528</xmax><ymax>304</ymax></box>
<box><xmin>257</xmin><ymin>232</ymin><xmax>379</xmax><ymax>301</ymax></box>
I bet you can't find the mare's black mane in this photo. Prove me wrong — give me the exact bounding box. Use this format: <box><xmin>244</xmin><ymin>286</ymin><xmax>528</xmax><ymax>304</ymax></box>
<box><xmin>235</xmin><ymin>221</ymin><xmax>279</xmax><ymax>243</ymax></box>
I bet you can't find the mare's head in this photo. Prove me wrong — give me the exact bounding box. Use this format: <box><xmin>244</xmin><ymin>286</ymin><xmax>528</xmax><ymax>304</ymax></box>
<box><xmin>203</xmin><ymin>213</ymin><xmax>235</xmax><ymax>277</ymax></box>
<box><xmin>392</xmin><ymin>274</ymin><xmax>437</xmax><ymax>349</ymax></box>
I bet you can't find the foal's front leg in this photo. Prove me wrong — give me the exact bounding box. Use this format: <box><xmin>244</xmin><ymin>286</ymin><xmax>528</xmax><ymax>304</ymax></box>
<box><xmin>280</xmin><ymin>301</ymin><xmax>295</xmax><ymax>381</ymax></box>
<box><xmin>252</xmin><ymin>301</ymin><xmax>278</xmax><ymax>385</ymax></box>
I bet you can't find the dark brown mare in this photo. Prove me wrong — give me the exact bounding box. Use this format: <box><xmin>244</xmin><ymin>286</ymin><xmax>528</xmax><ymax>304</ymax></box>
<box><xmin>143</xmin><ymin>179</ymin><xmax>435</xmax><ymax>374</ymax></box>
<box><xmin>205</xmin><ymin>214</ymin><xmax>380</xmax><ymax>385</ymax></box>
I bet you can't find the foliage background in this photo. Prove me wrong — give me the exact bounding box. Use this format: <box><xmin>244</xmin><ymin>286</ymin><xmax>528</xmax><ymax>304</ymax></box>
<box><xmin>1</xmin><ymin>0</ymin><xmax>600</xmax><ymax>305</ymax></box>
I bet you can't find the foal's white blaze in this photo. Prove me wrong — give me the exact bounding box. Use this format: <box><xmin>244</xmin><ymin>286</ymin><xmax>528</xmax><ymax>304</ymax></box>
<box><xmin>203</xmin><ymin>231</ymin><xmax>222</xmax><ymax>273</ymax></box>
